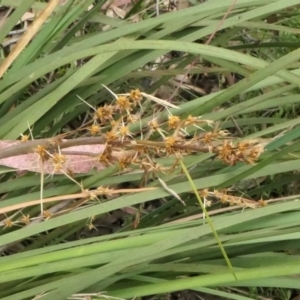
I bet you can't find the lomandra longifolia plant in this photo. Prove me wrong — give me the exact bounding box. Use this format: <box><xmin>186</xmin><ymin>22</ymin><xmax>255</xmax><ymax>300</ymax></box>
<box><xmin>0</xmin><ymin>88</ymin><xmax>266</xmax><ymax>225</ymax></box>
<box><xmin>0</xmin><ymin>89</ymin><xmax>265</xmax><ymax>170</ymax></box>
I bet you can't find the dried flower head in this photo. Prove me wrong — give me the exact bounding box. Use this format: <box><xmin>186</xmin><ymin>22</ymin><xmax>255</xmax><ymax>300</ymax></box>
<box><xmin>184</xmin><ymin>115</ymin><xmax>214</xmax><ymax>129</ymax></box>
<box><xmin>219</xmin><ymin>192</ymin><xmax>229</xmax><ymax>204</ymax></box>
<box><xmin>88</xmin><ymin>191</ymin><xmax>97</xmax><ymax>200</ymax></box>
<box><xmin>126</xmin><ymin>114</ymin><xmax>140</xmax><ymax>124</ymax></box>
<box><xmin>90</xmin><ymin>124</ymin><xmax>101</xmax><ymax>135</ymax></box>
<box><xmin>148</xmin><ymin>118</ymin><xmax>160</xmax><ymax>134</ymax></box>
<box><xmin>97</xmin><ymin>186</ymin><xmax>114</xmax><ymax>197</ymax></box>
<box><xmin>43</xmin><ymin>210</ymin><xmax>52</xmax><ymax>220</ymax></box>
<box><xmin>130</xmin><ymin>89</ymin><xmax>143</xmax><ymax>104</ymax></box>
<box><xmin>133</xmin><ymin>145</ymin><xmax>148</xmax><ymax>156</ymax></box>
<box><xmin>52</xmin><ymin>153</ymin><xmax>66</xmax><ymax>165</ymax></box>
<box><xmin>202</xmin><ymin>131</ymin><xmax>219</xmax><ymax>145</ymax></box>
<box><xmin>205</xmin><ymin>200</ymin><xmax>212</xmax><ymax>207</ymax></box>
<box><xmin>247</xmin><ymin>144</ymin><xmax>264</xmax><ymax>164</ymax></box>
<box><xmin>20</xmin><ymin>134</ymin><xmax>29</xmax><ymax>142</ymax></box>
<box><xmin>96</xmin><ymin>104</ymin><xmax>114</xmax><ymax>123</ymax></box>
<box><xmin>165</xmin><ymin>136</ymin><xmax>177</xmax><ymax>154</ymax></box>
<box><xmin>199</xmin><ymin>189</ymin><xmax>209</xmax><ymax>198</ymax></box>
<box><xmin>258</xmin><ymin>199</ymin><xmax>267</xmax><ymax>207</ymax></box>
<box><xmin>217</xmin><ymin>140</ymin><xmax>235</xmax><ymax>165</ymax></box>
<box><xmin>168</xmin><ymin>115</ymin><xmax>181</xmax><ymax>129</ymax></box>
<box><xmin>35</xmin><ymin>145</ymin><xmax>50</xmax><ymax>161</ymax></box>
<box><xmin>19</xmin><ymin>214</ymin><xmax>30</xmax><ymax>225</ymax></box>
<box><xmin>118</xmin><ymin>155</ymin><xmax>133</xmax><ymax>170</ymax></box>
<box><xmin>216</xmin><ymin>139</ymin><xmax>263</xmax><ymax>166</ymax></box>
<box><xmin>184</xmin><ymin>115</ymin><xmax>199</xmax><ymax>126</ymax></box>
<box><xmin>105</xmin><ymin>131</ymin><xmax>118</xmax><ymax>142</ymax></box>
<box><xmin>116</xmin><ymin>96</ymin><xmax>132</xmax><ymax>112</ymax></box>
<box><xmin>118</xmin><ymin>124</ymin><xmax>133</xmax><ymax>142</ymax></box>
<box><xmin>2</xmin><ymin>218</ymin><xmax>14</xmax><ymax>228</ymax></box>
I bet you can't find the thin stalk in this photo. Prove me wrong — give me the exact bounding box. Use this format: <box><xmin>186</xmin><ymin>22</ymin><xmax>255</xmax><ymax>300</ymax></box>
<box><xmin>179</xmin><ymin>159</ymin><xmax>237</xmax><ymax>280</ymax></box>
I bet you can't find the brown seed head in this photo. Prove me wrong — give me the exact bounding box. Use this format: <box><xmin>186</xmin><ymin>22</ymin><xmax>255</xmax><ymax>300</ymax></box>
<box><xmin>97</xmin><ymin>186</ymin><xmax>114</xmax><ymax>197</ymax></box>
<box><xmin>130</xmin><ymin>89</ymin><xmax>143</xmax><ymax>104</ymax></box>
<box><xmin>148</xmin><ymin>119</ymin><xmax>160</xmax><ymax>133</ymax></box>
<box><xmin>118</xmin><ymin>155</ymin><xmax>132</xmax><ymax>170</ymax></box>
<box><xmin>116</xmin><ymin>96</ymin><xmax>132</xmax><ymax>112</ymax></box>
<box><xmin>105</xmin><ymin>131</ymin><xmax>117</xmax><ymax>142</ymax></box>
<box><xmin>52</xmin><ymin>153</ymin><xmax>66</xmax><ymax>165</ymax></box>
<box><xmin>168</xmin><ymin>115</ymin><xmax>181</xmax><ymax>129</ymax></box>
<box><xmin>90</xmin><ymin>124</ymin><xmax>101</xmax><ymax>135</ymax></box>
<box><xmin>35</xmin><ymin>145</ymin><xmax>50</xmax><ymax>161</ymax></box>
<box><xmin>19</xmin><ymin>214</ymin><xmax>30</xmax><ymax>225</ymax></box>
<box><xmin>258</xmin><ymin>199</ymin><xmax>267</xmax><ymax>207</ymax></box>
<box><xmin>43</xmin><ymin>210</ymin><xmax>52</xmax><ymax>219</ymax></box>
<box><xmin>96</xmin><ymin>104</ymin><xmax>114</xmax><ymax>123</ymax></box>
<box><xmin>118</xmin><ymin>125</ymin><xmax>131</xmax><ymax>139</ymax></box>
<box><xmin>165</xmin><ymin>136</ymin><xmax>177</xmax><ymax>154</ymax></box>
<box><xmin>3</xmin><ymin>218</ymin><xmax>14</xmax><ymax>228</ymax></box>
<box><xmin>184</xmin><ymin>115</ymin><xmax>198</xmax><ymax>126</ymax></box>
<box><xmin>21</xmin><ymin>135</ymin><xmax>29</xmax><ymax>142</ymax></box>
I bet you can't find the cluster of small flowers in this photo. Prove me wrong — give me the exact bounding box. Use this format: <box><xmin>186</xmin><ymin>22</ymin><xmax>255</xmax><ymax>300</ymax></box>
<box><xmin>199</xmin><ymin>189</ymin><xmax>267</xmax><ymax>208</ymax></box>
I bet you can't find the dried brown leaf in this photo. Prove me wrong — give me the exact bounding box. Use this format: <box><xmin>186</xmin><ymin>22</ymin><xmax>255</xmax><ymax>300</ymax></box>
<box><xmin>0</xmin><ymin>141</ymin><xmax>106</xmax><ymax>174</ymax></box>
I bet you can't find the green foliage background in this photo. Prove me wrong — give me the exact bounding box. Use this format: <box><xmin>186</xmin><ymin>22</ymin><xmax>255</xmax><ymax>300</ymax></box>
<box><xmin>1</xmin><ymin>0</ymin><xmax>300</xmax><ymax>299</ymax></box>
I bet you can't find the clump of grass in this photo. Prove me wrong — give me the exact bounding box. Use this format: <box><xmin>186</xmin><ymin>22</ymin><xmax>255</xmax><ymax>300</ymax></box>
<box><xmin>2</xmin><ymin>1</ymin><xmax>300</xmax><ymax>300</ymax></box>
